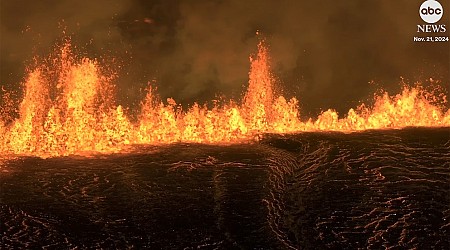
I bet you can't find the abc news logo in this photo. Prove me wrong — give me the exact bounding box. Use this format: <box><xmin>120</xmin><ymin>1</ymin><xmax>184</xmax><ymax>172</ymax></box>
<box><xmin>417</xmin><ymin>0</ymin><xmax>446</xmax><ymax>33</ymax></box>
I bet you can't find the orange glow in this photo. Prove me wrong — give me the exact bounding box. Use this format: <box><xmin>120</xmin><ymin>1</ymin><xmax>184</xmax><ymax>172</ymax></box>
<box><xmin>0</xmin><ymin>40</ymin><xmax>449</xmax><ymax>158</ymax></box>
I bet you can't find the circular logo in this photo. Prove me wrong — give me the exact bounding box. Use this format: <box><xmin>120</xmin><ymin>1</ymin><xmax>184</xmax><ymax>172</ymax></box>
<box><xmin>420</xmin><ymin>0</ymin><xmax>443</xmax><ymax>24</ymax></box>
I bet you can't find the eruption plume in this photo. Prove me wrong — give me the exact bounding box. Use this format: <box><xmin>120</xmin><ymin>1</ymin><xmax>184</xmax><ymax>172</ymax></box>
<box><xmin>0</xmin><ymin>39</ymin><xmax>449</xmax><ymax>158</ymax></box>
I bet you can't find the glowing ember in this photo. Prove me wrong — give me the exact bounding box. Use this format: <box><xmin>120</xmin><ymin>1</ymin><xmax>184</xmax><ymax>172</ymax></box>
<box><xmin>0</xmin><ymin>39</ymin><xmax>449</xmax><ymax>158</ymax></box>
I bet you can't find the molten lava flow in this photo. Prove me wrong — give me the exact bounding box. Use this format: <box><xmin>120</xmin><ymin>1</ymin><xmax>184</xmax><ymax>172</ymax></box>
<box><xmin>0</xmin><ymin>39</ymin><xmax>449</xmax><ymax>158</ymax></box>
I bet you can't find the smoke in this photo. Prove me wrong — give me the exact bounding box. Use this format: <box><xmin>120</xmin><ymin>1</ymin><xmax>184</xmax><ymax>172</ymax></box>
<box><xmin>0</xmin><ymin>0</ymin><xmax>129</xmax><ymax>72</ymax></box>
<box><xmin>1</xmin><ymin>0</ymin><xmax>449</xmax><ymax>116</ymax></box>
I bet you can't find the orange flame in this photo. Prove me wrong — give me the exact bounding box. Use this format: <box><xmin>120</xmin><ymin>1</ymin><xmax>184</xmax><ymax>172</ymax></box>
<box><xmin>0</xmin><ymin>39</ymin><xmax>449</xmax><ymax>158</ymax></box>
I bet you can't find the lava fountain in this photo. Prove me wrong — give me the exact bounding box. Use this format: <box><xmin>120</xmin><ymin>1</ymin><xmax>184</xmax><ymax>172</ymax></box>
<box><xmin>0</xmin><ymin>39</ymin><xmax>449</xmax><ymax>158</ymax></box>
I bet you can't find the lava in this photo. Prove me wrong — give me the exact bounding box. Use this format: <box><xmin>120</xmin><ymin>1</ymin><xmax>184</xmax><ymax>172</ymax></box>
<box><xmin>0</xmin><ymin>39</ymin><xmax>449</xmax><ymax>158</ymax></box>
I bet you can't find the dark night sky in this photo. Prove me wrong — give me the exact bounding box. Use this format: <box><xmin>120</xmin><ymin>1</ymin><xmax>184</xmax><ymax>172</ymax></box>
<box><xmin>0</xmin><ymin>0</ymin><xmax>449</xmax><ymax>117</ymax></box>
